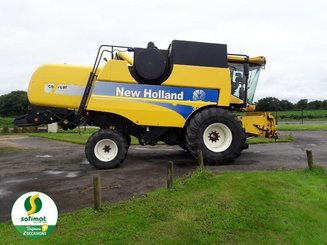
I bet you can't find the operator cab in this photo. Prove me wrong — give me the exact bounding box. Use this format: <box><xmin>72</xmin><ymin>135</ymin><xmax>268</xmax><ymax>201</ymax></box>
<box><xmin>228</xmin><ymin>55</ymin><xmax>266</xmax><ymax>105</ymax></box>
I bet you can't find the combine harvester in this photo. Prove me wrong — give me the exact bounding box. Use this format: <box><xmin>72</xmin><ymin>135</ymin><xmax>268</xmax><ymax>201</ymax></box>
<box><xmin>15</xmin><ymin>40</ymin><xmax>277</xmax><ymax>169</ymax></box>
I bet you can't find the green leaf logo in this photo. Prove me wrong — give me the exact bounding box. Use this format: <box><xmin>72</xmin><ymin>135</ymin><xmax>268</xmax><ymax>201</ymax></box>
<box><xmin>24</xmin><ymin>193</ymin><xmax>42</xmax><ymax>215</ymax></box>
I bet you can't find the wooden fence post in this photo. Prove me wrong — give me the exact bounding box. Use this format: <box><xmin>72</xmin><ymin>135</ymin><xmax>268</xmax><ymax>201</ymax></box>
<box><xmin>93</xmin><ymin>175</ymin><xmax>102</xmax><ymax>210</ymax></box>
<box><xmin>306</xmin><ymin>150</ymin><xmax>314</xmax><ymax>170</ymax></box>
<box><xmin>197</xmin><ymin>150</ymin><xmax>204</xmax><ymax>168</ymax></box>
<box><xmin>167</xmin><ymin>161</ymin><xmax>174</xmax><ymax>189</ymax></box>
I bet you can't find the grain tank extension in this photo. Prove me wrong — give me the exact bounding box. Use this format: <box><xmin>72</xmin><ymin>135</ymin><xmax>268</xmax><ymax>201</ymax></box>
<box><xmin>15</xmin><ymin>40</ymin><xmax>277</xmax><ymax>169</ymax></box>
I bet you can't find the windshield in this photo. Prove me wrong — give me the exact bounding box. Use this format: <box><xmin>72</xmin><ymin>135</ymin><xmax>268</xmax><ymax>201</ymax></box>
<box><xmin>228</xmin><ymin>63</ymin><xmax>262</xmax><ymax>104</ymax></box>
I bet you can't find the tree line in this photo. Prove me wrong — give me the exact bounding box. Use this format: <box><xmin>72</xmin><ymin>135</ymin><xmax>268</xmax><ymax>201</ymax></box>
<box><xmin>0</xmin><ymin>91</ymin><xmax>326</xmax><ymax>117</ymax></box>
<box><xmin>255</xmin><ymin>97</ymin><xmax>327</xmax><ymax>111</ymax></box>
<box><xmin>0</xmin><ymin>91</ymin><xmax>28</xmax><ymax>117</ymax></box>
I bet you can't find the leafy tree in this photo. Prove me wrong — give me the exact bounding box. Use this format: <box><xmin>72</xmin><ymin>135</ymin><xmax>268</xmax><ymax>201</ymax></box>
<box><xmin>322</xmin><ymin>100</ymin><xmax>327</xmax><ymax>109</ymax></box>
<box><xmin>0</xmin><ymin>91</ymin><xmax>28</xmax><ymax>117</ymax></box>
<box><xmin>296</xmin><ymin>99</ymin><xmax>308</xmax><ymax>110</ymax></box>
<box><xmin>307</xmin><ymin>100</ymin><xmax>322</xmax><ymax>110</ymax></box>
<box><xmin>255</xmin><ymin>97</ymin><xmax>327</xmax><ymax>111</ymax></box>
<box><xmin>256</xmin><ymin>97</ymin><xmax>281</xmax><ymax>111</ymax></box>
<box><xmin>279</xmin><ymin>100</ymin><xmax>294</xmax><ymax>111</ymax></box>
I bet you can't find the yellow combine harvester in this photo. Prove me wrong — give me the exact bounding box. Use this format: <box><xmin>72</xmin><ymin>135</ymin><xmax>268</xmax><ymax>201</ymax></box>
<box><xmin>15</xmin><ymin>40</ymin><xmax>277</xmax><ymax>169</ymax></box>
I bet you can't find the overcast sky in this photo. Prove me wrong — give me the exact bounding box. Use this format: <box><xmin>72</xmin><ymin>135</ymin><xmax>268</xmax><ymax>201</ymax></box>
<box><xmin>1</xmin><ymin>0</ymin><xmax>326</xmax><ymax>102</ymax></box>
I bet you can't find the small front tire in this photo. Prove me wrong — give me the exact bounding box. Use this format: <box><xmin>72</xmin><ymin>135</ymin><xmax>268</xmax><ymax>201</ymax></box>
<box><xmin>85</xmin><ymin>129</ymin><xmax>128</xmax><ymax>169</ymax></box>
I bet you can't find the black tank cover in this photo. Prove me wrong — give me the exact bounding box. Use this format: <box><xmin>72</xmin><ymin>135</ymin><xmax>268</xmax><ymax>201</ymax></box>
<box><xmin>134</xmin><ymin>43</ymin><xmax>167</xmax><ymax>81</ymax></box>
<box><xmin>169</xmin><ymin>40</ymin><xmax>228</xmax><ymax>70</ymax></box>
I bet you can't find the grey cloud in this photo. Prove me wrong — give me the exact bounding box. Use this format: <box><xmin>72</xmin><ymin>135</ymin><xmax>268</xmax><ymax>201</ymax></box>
<box><xmin>1</xmin><ymin>0</ymin><xmax>326</xmax><ymax>102</ymax></box>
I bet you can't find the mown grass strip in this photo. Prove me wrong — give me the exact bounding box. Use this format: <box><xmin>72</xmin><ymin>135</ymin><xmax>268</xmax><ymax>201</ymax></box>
<box><xmin>277</xmin><ymin>124</ymin><xmax>327</xmax><ymax>131</ymax></box>
<box><xmin>247</xmin><ymin>134</ymin><xmax>293</xmax><ymax>144</ymax></box>
<box><xmin>27</xmin><ymin>132</ymin><xmax>93</xmax><ymax>145</ymax></box>
<box><xmin>26</xmin><ymin>129</ymin><xmax>139</xmax><ymax>145</ymax></box>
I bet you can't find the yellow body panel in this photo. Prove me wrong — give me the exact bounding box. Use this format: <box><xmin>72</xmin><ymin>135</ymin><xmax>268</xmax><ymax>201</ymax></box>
<box><xmin>230</xmin><ymin>95</ymin><xmax>243</xmax><ymax>104</ymax></box>
<box><xmin>28</xmin><ymin>64</ymin><xmax>95</xmax><ymax>109</ymax></box>
<box><xmin>238</xmin><ymin>112</ymin><xmax>277</xmax><ymax>138</ymax></box>
<box><xmin>98</xmin><ymin>60</ymin><xmax>137</xmax><ymax>83</ymax></box>
<box><xmin>117</xmin><ymin>52</ymin><xmax>134</xmax><ymax>65</ymax></box>
<box><xmin>28</xmin><ymin>60</ymin><xmax>231</xmax><ymax>128</ymax></box>
<box><xmin>245</xmin><ymin>104</ymin><xmax>256</xmax><ymax>111</ymax></box>
<box><xmin>163</xmin><ymin>65</ymin><xmax>231</xmax><ymax>106</ymax></box>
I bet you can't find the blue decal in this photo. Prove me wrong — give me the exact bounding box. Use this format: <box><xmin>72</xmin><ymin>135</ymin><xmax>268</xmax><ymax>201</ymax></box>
<box><xmin>93</xmin><ymin>81</ymin><xmax>219</xmax><ymax>102</ymax></box>
<box><xmin>92</xmin><ymin>81</ymin><xmax>219</xmax><ymax>119</ymax></box>
<box><xmin>147</xmin><ymin>102</ymin><xmax>194</xmax><ymax>119</ymax></box>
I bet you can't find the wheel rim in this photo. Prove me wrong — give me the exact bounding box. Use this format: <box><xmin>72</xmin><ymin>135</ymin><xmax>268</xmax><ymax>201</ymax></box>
<box><xmin>94</xmin><ymin>139</ymin><xmax>118</xmax><ymax>162</ymax></box>
<box><xmin>203</xmin><ymin>123</ymin><xmax>233</xmax><ymax>152</ymax></box>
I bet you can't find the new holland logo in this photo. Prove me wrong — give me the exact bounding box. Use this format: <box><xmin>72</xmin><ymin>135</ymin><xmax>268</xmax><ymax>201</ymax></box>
<box><xmin>192</xmin><ymin>89</ymin><xmax>206</xmax><ymax>101</ymax></box>
<box><xmin>11</xmin><ymin>192</ymin><xmax>58</xmax><ymax>239</ymax></box>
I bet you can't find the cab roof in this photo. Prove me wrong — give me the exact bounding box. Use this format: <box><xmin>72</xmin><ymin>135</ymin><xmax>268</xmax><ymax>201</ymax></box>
<box><xmin>227</xmin><ymin>55</ymin><xmax>266</xmax><ymax>66</ymax></box>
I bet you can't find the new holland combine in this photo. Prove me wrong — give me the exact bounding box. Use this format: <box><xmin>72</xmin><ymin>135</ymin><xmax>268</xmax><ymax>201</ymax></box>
<box><xmin>15</xmin><ymin>40</ymin><xmax>277</xmax><ymax>169</ymax></box>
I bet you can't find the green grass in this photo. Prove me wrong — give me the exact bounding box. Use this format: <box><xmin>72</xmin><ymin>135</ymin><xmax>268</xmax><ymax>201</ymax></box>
<box><xmin>274</xmin><ymin>109</ymin><xmax>327</xmax><ymax>120</ymax></box>
<box><xmin>277</xmin><ymin>124</ymin><xmax>327</xmax><ymax>131</ymax></box>
<box><xmin>247</xmin><ymin>134</ymin><xmax>293</xmax><ymax>144</ymax></box>
<box><xmin>237</xmin><ymin>109</ymin><xmax>327</xmax><ymax>121</ymax></box>
<box><xmin>0</xmin><ymin>116</ymin><xmax>14</xmax><ymax>127</ymax></box>
<box><xmin>0</xmin><ymin>147</ymin><xmax>22</xmax><ymax>155</ymax></box>
<box><xmin>27</xmin><ymin>128</ymin><xmax>139</xmax><ymax>145</ymax></box>
<box><xmin>27</xmin><ymin>129</ymin><xmax>97</xmax><ymax>144</ymax></box>
<box><xmin>1</xmin><ymin>168</ymin><xmax>327</xmax><ymax>244</ymax></box>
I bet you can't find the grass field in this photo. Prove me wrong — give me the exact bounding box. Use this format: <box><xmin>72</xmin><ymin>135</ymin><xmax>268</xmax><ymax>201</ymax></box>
<box><xmin>1</xmin><ymin>168</ymin><xmax>326</xmax><ymax>244</ymax></box>
<box><xmin>27</xmin><ymin>128</ymin><xmax>98</xmax><ymax>145</ymax></box>
<box><xmin>247</xmin><ymin>134</ymin><xmax>293</xmax><ymax>144</ymax></box>
<box><xmin>0</xmin><ymin>116</ymin><xmax>14</xmax><ymax>128</ymax></box>
<box><xmin>277</xmin><ymin>124</ymin><xmax>327</xmax><ymax>131</ymax></box>
<box><xmin>273</xmin><ymin>109</ymin><xmax>327</xmax><ymax>120</ymax></box>
<box><xmin>27</xmin><ymin>129</ymin><xmax>137</xmax><ymax>145</ymax></box>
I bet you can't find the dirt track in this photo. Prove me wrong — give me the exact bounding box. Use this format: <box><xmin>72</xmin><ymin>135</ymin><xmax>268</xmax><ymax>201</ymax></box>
<box><xmin>1</xmin><ymin>131</ymin><xmax>326</xmax><ymax>222</ymax></box>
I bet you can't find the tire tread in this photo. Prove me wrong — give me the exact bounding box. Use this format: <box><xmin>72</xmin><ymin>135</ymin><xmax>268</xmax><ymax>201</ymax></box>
<box><xmin>185</xmin><ymin>107</ymin><xmax>245</xmax><ymax>165</ymax></box>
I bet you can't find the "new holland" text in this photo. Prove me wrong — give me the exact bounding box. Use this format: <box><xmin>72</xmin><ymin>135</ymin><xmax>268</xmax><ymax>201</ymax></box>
<box><xmin>116</xmin><ymin>87</ymin><xmax>184</xmax><ymax>100</ymax></box>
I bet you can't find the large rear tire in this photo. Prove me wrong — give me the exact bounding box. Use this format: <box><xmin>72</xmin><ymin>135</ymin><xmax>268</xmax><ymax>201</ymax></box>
<box><xmin>85</xmin><ymin>129</ymin><xmax>128</xmax><ymax>169</ymax></box>
<box><xmin>186</xmin><ymin>107</ymin><xmax>245</xmax><ymax>165</ymax></box>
